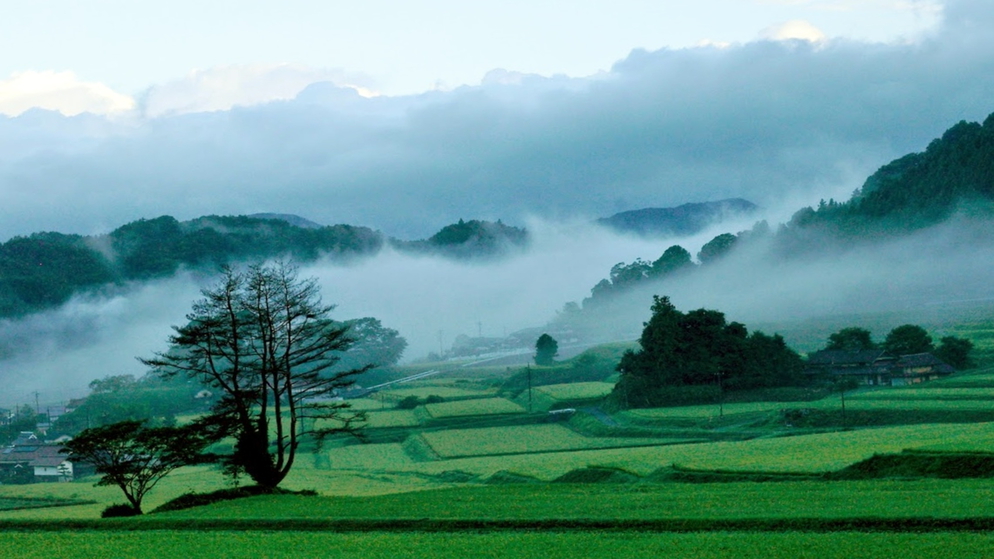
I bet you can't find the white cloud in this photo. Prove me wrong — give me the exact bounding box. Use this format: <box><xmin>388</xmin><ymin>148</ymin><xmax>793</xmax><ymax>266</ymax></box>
<box><xmin>760</xmin><ymin>20</ymin><xmax>828</xmax><ymax>42</ymax></box>
<box><xmin>0</xmin><ymin>71</ymin><xmax>135</xmax><ymax>117</ymax></box>
<box><xmin>138</xmin><ymin>64</ymin><xmax>378</xmax><ymax>118</ymax></box>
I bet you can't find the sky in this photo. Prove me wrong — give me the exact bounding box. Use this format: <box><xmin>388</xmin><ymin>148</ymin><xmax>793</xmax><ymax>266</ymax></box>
<box><xmin>0</xmin><ymin>1</ymin><xmax>942</xmax><ymax>99</ymax></box>
<box><xmin>1</xmin><ymin>0</ymin><xmax>977</xmax><ymax>240</ymax></box>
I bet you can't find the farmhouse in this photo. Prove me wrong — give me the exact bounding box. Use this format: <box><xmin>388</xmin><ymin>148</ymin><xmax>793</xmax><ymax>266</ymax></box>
<box><xmin>0</xmin><ymin>432</ymin><xmax>74</xmax><ymax>483</ymax></box>
<box><xmin>805</xmin><ymin>350</ymin><xmax>954</xmax><ymax>386</ymax></box>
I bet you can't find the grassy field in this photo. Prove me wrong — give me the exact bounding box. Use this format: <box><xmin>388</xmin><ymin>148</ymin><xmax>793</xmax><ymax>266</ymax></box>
<box><xmin>418</xmin><ymin>424</ymin><xmax>668</xmax><ymax>458</ymax></box>
<box><xmin>425</xmin><ymin>398</ymin><xmax>525</xmax><ymax>419</ymax></box>
<box><xmin>535</xmin><ymin>381</ymin><xmax>615</xmax><ymax>401</ymax></box>
<box><xmin>9</xmin><ymin>326</ymin><xmax>994</xmax><ymax>559</ymax></box>
<box><xmin>147</xmin><ymin>481</ymin><xmax>994</xmax><ymax>521</ymax></box>
<box><xmin>377</xmin><ymin>386</ymin><xmax>494</xmax><ymax>401</ymax></box>
<box><xmin>4</xmin><ymin>532</ymin><xmax>993</xmax><ymax>559</ymax></box>
<box><xmin>364</xmin><ymin>409</ymin><xmax>421</xmax><ymax>428</ymax></box>
<box><xmin>850</xmin><ymin>388</ymin><xmax>994</xmax><ymax>400</ymax></box>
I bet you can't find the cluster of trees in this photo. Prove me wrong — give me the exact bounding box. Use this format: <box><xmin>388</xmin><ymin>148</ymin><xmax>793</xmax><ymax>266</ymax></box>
<box><xmin>53</xmin><ymin>374</ymin><xmax>204</xmax><ymax>436</ymax></box>
<box><xmin>391</xmin><ymin>219</ymin><xmax>529</xmax><ymax>259</ymax></box>
<box><xmin>583</xmin><ymin>245</ymin><xmax>694</xmax><ymax>307</ymax></box>
<box><xmin>612</xmin><ymin>296</ymin><xmax>804</xmax><ymax>409</ymax></box>
<box><xmin>824</xmin><ymin>325</ymin><xmax>973</xmax><ymax>368</ymax></box>
<box><xmin>63</xmin><ymin>262</ymin><xmax>388</xmax><ymax>514</ymax></box>
<box><xmin>581</xmin><ymin>223</ymin><xmax>773</xmax><ymax>310</ymax></box>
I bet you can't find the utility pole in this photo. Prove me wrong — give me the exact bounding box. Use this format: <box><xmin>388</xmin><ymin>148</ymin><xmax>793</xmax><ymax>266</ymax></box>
<box><xmin>527</xmin><ymin>365</ymin><xmax>533</xmax><ymax>413</ymax></box>
<box><xmin>716</xmin><ymin>372</ymin><xmax>724</xmax><ymax>418</ymax></box>
<box><xmin>33</xmin><ymin>391</ymin><xmax>40</xmax><ymax>415</ymax></box>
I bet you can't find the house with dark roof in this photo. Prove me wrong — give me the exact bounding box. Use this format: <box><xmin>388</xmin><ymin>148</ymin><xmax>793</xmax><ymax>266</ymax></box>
<box><xmin>0</xmin><ymin>433</ymin><xmax>74</xmax><ymax>483</ymax></box>
<box><xmin>805</xmin><ymin>350</ymin><xmax>954</xmax><ymax>387</ymax></box>
<box><xmin>892</xmin><ymin>353</ymin><xmax>956</xmax><ymax>386</ymax></box>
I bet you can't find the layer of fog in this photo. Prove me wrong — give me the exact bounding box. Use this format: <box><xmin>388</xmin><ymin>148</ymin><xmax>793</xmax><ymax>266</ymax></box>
<box><xmin>590</xmin><ymin>216</ymin><xmax>994</xmax><ymax>352</ymax></box>
<box><xmin>6</xmin><ymin>206</ymin><xmax>994</xmax><ymax>409</ymax></box>
<box><xmin>0</xmin><ymin>215</ymin><xmax>757</xmax><ymax>408</ymax></box>
<box><xmin>3</xmin><ymin>1</ymin><xmax>994</xmax><ymax>241</ymax></box>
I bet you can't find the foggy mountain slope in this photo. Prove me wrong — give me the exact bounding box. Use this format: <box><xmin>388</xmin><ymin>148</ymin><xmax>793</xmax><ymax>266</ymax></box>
<box><xmin>551</xmin><ymin>112</ymin><xmax>994</xmax><ymax>349</ymax></box>
<box><xmin>597</xmin><ymin>199</ymin><xmax>759</xmax><ymax>238</ymax></box>
<box><xmin>777</xmin><ymin>113</ymin><xmax>994</xmax><ymax>245</ymax></box>
<box><xmin>556</xmin><ymin>214</ymin><xmax>994</xmax><ymax>357</ymax></box>
<box><xmin>7</xmin><ymin>110</ymin><xmax>994</xmax><ymax>405</ymax></box>
<box><xmin>0</xmin><ymin>214</ymin><xmax>527</xmax><ymax>321</ymax></box>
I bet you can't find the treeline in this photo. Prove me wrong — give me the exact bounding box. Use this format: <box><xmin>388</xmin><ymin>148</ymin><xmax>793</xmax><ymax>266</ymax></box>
<box><xmin>782</xmin><ymin>113</ymin><xmax>994</xmax><ymax>241</ymax></box>
<box><xmin>0</xmin><ymin>215</ymin><xmax>527</xmax><ymax>319</ymax></box>
<box><xmin>612</xmin><ymin>296</ymin><xmax>803</xmax><ymax>409</ymax></box>
<box><xmin>821</xmin><ymin>325</ymin><xmax>973</xmax><ymax>369</ymax></box>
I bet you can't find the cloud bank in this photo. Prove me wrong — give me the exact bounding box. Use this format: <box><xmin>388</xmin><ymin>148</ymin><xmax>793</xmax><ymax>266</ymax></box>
<box><xmin>2</xmin><ymin>1</ymin><xmax>993</xmax><ymax>241</ymax></box>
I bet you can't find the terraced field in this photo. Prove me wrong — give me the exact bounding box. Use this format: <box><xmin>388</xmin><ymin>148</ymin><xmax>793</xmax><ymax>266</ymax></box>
<box><xmin>534</xmin><ymin>382</ymin><xmax>614</xmax><ymax>401</ymax></box>
<box><xmin>378</xmin><ymin>385</ymin><xmax>495</xmax><ymax>401</ymax></box>
<box><xmin>425</xmin><ymin>398</ymin><xmax>525</xmax><ymax>419</ymax></box>
<box><xmin>850</xmin><ymin>388</ymin><xmax>994</xmax><ymax>400</ymax></box>
<box><xmin>418</xmin><ymin>424</ymin><xmax>669</xmax><ymax>458</ymax></box>
<box><xmin>364</xmin><ymin>409</ymin><xmax>421</xmax><ymax>428</ymax></box>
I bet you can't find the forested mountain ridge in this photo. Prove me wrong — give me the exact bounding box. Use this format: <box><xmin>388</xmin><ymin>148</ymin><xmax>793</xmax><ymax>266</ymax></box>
<box><xmin>597</xmin><ymin>198</ymin><xmax>759</xmax><ymax>238</ymax></box>
<box><xmin>781</xmin><ymin>113</ymin><xmax>994</xmax><ymax>242</ymax></box>
<box><xmin>0</xmin><ymin>214</ymin><xmax>526</xmax><ymax>319</ymax></box>
<box><xmin>568</xmin><ymin>110</ymin><xmax>994</xmax><ymax>322</ymax></box>
<box><xmin>389</xmin><ymin>219</ymin><xmax>529</xmax><ymax>259</ymax></box>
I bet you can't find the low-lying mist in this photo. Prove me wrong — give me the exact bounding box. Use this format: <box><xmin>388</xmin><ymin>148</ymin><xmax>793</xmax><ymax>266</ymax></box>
<box><xmin>3</xmin><ymin>212</ymin><xmax>993</xmax><ymax>408</ymax></box>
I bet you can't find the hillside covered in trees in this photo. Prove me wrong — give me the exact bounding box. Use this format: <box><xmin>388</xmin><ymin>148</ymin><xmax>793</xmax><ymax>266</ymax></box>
<box><xmin>572</xmin><ymin>111</ymin><xmax>994</xmax><ymax>313</ymax></box>
<box><xmin>0</xmin><ymin>215</ymin><xmax>528</xmax><ymax>319</ymax></box>
<box><xmin>780</xmin><ymin>113</ymin><xmax>994</xmax><ymax>242</ymax></box>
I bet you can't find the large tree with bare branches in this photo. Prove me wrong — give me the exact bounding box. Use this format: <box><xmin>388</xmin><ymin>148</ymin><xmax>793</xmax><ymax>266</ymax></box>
<box><xmin>142</xmin><ymin>261</ymin><xmax>368</xmax><ymax>488</ymax></box>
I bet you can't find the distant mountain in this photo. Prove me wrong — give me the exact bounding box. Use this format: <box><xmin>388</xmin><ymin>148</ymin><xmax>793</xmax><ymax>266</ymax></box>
<box><xmin>247</xmin><ymin>213</ymin><xmax>323</xmax><ymax>229</ymax></box>
<box><xmin>0</xmin><ymin>214</ymin><xmax>528</xmax><ymax>321</ymax></box>
<box><xmin>391</xmin><ymin>219</ymin><xmax>529</xmax><ymax>259</ymax></box>
<box><xmin>596</xmin><ymin>198</ymin><xmax>759</xmax><ymax>237</ymax></box>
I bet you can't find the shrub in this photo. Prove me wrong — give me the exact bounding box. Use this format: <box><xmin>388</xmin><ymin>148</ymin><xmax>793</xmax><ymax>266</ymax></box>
<box><xmin>396</xmin><ymin>396</ymin><xmax>421</xmax><ymax>409</ymax></box>
<box><xmin>151</xmin><ymin>485</ymin><xmax>316</xmax><ymax>513</ymax></box>
<box><xmin>102</xmin><ymin>503</ymin><xmax>141</xmax><ymax>517</ymax></box>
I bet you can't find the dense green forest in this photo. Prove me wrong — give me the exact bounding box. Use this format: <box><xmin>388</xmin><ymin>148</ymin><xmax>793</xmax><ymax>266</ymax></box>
<box><xmin>612</xmin><ymin>296</ymin><xmax>804</xmax><ymax>408</ymax></box>
<box><xmin>0</xmin><ymin>215</ymin><xmax>527</xmax><ymax>319</ymax></box>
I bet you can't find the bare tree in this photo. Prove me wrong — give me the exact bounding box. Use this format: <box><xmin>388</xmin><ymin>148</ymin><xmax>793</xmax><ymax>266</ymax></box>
<box><xmin>142</xmin><ymin>261</ymin><xmax>368</xmax><ymax>488</ymax></box>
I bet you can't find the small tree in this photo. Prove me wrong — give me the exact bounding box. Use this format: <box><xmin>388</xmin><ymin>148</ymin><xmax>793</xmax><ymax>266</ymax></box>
<box><xmin>935</xmin><ymin>336</ymin><xmax>974</xmax><ymax>369</ymax></box>
<box><xmin>883</xmin><ymin>324</ymin><xmax>933</xmax><ymax>355</ymax></box>
<box><xmin>649</xmin><ymin>245</ymin><xmax>693</xmax><ymax>277</ymax></box>
<box><xmin>61</xmin><ymin>420</ymin><xmax>212</xmax><ymax>514</ymax></box>
<box><xmin>825</xmin><ymin>327</ymin><xmax>876</xmax><ymax>352</ymax></box>
<box><xmin>833</xmin><ymin>377</ymin><xmax>860</xmax><ymax>430</ymax></box>
<box><xmin>697</xmin><ymin>233</ymin><xmax>737</xmax><ymax>265</ymax></box>
<box><xmin>535</xmin><ymin>334</ymin><xmax>559</xmax><ymax>366</ymax></box>
<box><xmin>141</xmin><ymin>261</ymin><xmax>369</xmax><ymax>489</ymax></box>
